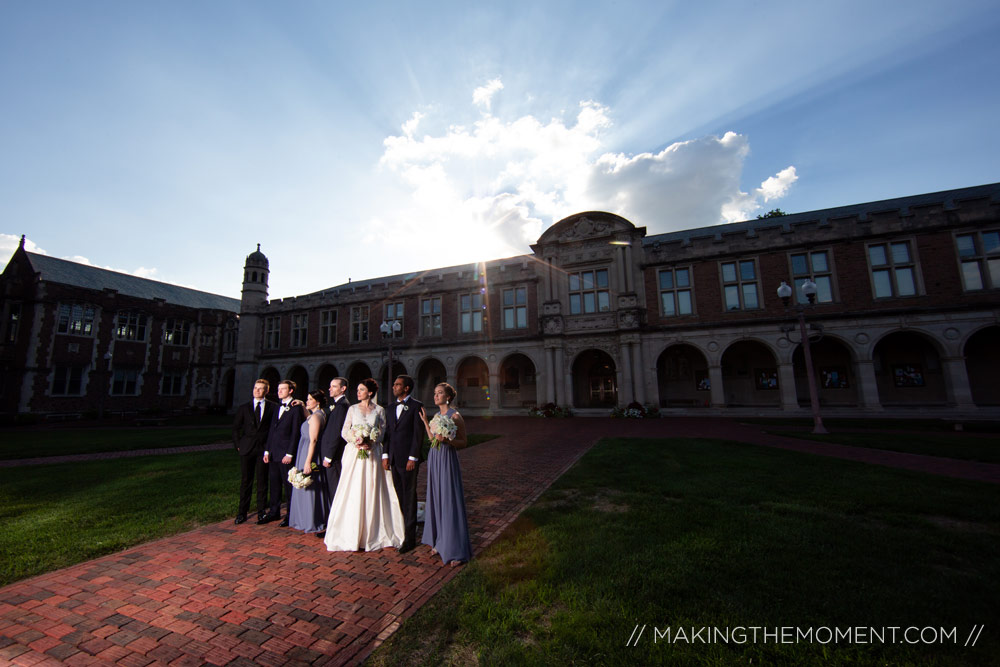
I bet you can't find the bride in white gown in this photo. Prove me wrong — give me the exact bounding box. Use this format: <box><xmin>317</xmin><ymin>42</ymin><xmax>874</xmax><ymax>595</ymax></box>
<box><xmin>324</xmin><ymin>378</ymin><xmax>406</xmax><ymax>552</ymax></box>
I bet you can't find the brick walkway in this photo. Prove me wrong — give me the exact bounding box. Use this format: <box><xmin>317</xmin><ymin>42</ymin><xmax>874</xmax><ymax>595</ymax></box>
<box><xmin>1</xmin><ymin>418</ymin><xmax>997</xmax><ymax>666</ymax></box>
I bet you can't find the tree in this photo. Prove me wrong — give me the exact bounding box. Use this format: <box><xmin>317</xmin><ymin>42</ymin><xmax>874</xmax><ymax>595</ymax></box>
<box><xmin>756</xmin><ymin>208</ymin><xmax>788</xmax><ymax>219</ymax></box>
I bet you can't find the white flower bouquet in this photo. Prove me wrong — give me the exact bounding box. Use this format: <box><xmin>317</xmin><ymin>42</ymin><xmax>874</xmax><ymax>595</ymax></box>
<box><xmin>428</xmin><ymin>413</ymin><xmax>457</xmax><ymax>449</ymax></box>
<box><xmin>287</xmin><ymin>467</ymin><xmax>313</xmax><ymax>489</ymax></box>
<box><xmin>350</xmin><ymin>422</ymin><xmax>380</xmax><ymax>459</ymax></box>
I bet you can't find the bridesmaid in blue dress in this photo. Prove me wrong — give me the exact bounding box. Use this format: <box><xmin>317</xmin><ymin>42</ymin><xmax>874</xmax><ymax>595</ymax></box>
<box><xmin>418</xmin><ymin>382</ymin><xmax>472</xmax><ymax>566</ymax></box>
<box><xmin>288</xmin><ymin>390</ymin><xmax>329</xmax><ymax>535</ymax></box>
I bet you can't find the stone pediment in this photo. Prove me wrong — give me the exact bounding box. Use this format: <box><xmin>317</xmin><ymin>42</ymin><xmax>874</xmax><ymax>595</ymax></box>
<box><xmin>533</xmin><ymin>212</ymin><xmax>639</xmax><ymax>247</ymax></box>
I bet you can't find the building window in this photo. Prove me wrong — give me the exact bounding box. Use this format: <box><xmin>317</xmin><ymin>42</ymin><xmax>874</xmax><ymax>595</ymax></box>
<box><xmin>502</xmin><ymin>287</ymin><xmax>528</xmax><ymax>329</ymax></box>
<box><xmin>163</xmin><ymin>319</ymin><xmax>191</xmax><ymax>346</ymax></box>
<box><xmin>790</xmin><ymin>251</ymin><xmax>834</xmax><ymax>303</ymax></box>
<box><xmin>111</xmin><ymin>367</ymin><xmax>141</xmax><ymax>395</ymax></box>
<box><xmin>460</xmin><ymin>293</ymin><xmax>484</xmax><ymax>333</ymax></box>
<box><xmin>420</xmin><ymin>298</ymin><xmax>441</xmax><ymax>337</ymax></box>
<box><xmin>658</xmin><ymin>268</ymin><xmax>693</xmax><ymax>316</ymax></box>
<box><xmin>351</xmin><ymin>306</ymin><xmax>369</xmax><ymax>343</ymax></box>
<box><xmin>161</xmin><ymin>370</ymin><xmax>185</xmax><ymax>395</ymax></box>
<box><xmin>57</xmin><ymin>303</ymin><xmax>95</xmax><ymax>336</ymax></box>
<box><xmin>52</xmin><ymin>365</ymin><xmax>86</xmax><ymax>396</ymax></box>
<box><xmin>115</xmin><ymin>311</ymin><xmax>148</xmax><ymax>341</ymax></box>
<box><xmin>721</xmin><ymin>260</ymin><xmax>760</xmax><ymax>311</ymax></box>
<box><xmin>264</xmin><ymin>316</ymin><xmax>280</xmax><ymax>350</ymax></box>
<box><xmin>956</xmin><ymin>230</ymin><xmax>1000</xmax><ymax>291</ymax></box>
<box><xmin>5</xmin><ymin>303</ymin><xmax>21</xmax><ymax>343</ymax></box>
<box><xmin>569</xmin><ymin>269</ymin><xmax>609</xmax><ymax>315</ymax></box>
<box><xmin>319</xmin><ymin>310</ymin><xmax>337</xmax><ymax>345</ymax></box>
<box><xmin>868</xmin><ymin>241</ymin><xmax>918</xmax><ymax>298</ymax></box>
<box><xmin>223</xmin><ymin>325</ymin><xmax>237</xmax><ymax>353</ymax></box>
<box><xmin>291</xmin><ymin>313</ymin><xmax>308</xmax><ymax>348</ymax></box>
<box><xmin>384</xmin><ymin>302</ymin><xmax>404</xmax><ymax>338</ymax></box>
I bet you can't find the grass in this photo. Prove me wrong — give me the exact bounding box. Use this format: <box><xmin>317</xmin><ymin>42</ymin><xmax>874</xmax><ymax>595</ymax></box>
<box><xmin>772</xmin><ymin>430</ymin><xmax>1000</xmax><ymax>463</ymax></box>
<box><xmin>0</xmin><ymin>427</ymin><xmax>231</xmax><ymax>459</ymax></box>
<box><xmin>369</xmin><ymin>437</ymin><xmax>1000</xmax><ymax>666</ymax></box>
<box><xmin>0</xmin><ymin>450</ymin><xmax>237</xmax><ymax>586</ymax></box>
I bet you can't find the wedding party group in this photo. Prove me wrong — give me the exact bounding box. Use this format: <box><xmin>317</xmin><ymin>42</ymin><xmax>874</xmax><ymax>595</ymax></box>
<box><xmin>231</xmin><ymin>374</ymin><xmax>472</xmax><ymax>566</ymax></box>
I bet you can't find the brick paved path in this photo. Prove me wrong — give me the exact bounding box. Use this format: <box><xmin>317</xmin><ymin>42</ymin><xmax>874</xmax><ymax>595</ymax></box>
<box><xmin>1</xmin><ymin>418</ymin><xmax>997</xmax><ymax>666</ymax></box>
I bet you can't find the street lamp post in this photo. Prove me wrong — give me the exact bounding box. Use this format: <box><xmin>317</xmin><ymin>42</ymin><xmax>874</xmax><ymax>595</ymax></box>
<box><xmin>380</xmin><ymin>320</ymin><xmax>401</xmax><ymax>402</ymax></box>
<box><xmin>777</xmin><ymin>279</ymin><xmax>828</xmax><ymax>435</ymax></box>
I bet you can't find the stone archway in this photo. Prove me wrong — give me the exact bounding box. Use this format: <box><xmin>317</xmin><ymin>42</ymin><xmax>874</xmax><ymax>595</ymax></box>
<box><xmin>456</xmin><ymin>357</ymin><xmax>490</xmax><ymax>409</ymax></box>
<box><xmin>499</xmin><ymin>354</ymin><xmax>537</xmax><ymax>408</ymax></box>
<box><xmin>572</xmin><ymin>349</ymin><xmax>617</xmax><ymax>408</ymax></box>
<box><xmin>316</xmin><ymin>364</ymin><xmax>339</xmax><ymax>394</ymax></box>
<box><xmin>720</xmin><ymin>340</ymin><xmax>780</xmax><ymax>406</ymax></box>
<box><xmin>872</xmin><ymin>331</ymin><xmax>946</xmax><ymax>406</ymax></box>
<box><xmin>792</xmin><ymin>337</ymin><xmax>858</xmax><ymax>406</ymax></box>
<box><xmin>259</xmin><ymin>367</ymin><xmax>280</xmax><ymax>401</ymax></box>
<box><xmin>222</xmin><ymin>368</ymin><xmax>235</xmax><ymax>409</ymax></box>
<box><xmin>416</xmin><ymin>358</ymin><xmax>447</xmax><ymax>405</ymax></box>
<box><xmin>656</xmin><ymin>344</ymin><xmax>710</xmax><ymax>408</ymax></box>
<box><xmin>287</xmin><ymin>366</ymin><xmax>309</xmax><ymax>400</ymax></box>
<box><xmin>964</xmin><ymin>326</ymin><xmax>1000</xmax><ymax>406</ymax></box>
<box><xmin>347</xmin><ymin>362</ymin><xmax>373</xmax><ymax>403</ymax></box>
<box><xmin>377</xmin><ymin>360</ymin><xmax>407</xmax><ymax>406</ymax></box>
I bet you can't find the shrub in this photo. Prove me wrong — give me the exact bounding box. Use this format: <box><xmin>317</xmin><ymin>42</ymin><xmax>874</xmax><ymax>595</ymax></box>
<box><xmin>528</xmin><ymin>403</ymin><xmax>574</xmax><ymax>418</ymax></box>
<box><xmin>610</xmin><ymin>402</ymin><xmax>660</xmax><ymax>419</ymax></box>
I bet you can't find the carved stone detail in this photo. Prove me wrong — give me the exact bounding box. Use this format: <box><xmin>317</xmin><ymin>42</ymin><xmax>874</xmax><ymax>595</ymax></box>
<box><xmin>617</xmin><ymin>309</ymin><xmax>640</xmax><ymax>330</ymax></box>
<box><xmin>542</xmin><ymin>301</ymin><xmax>562</xmax><ymax>315</ymax></box>
<box><xmin>542</xmin><ymin>315</ymin><xmax>563</xmax><ymax>335</ymax></box>
<box><xmin>565</xmin><ymin>313</ymin><xmax>616</xmax><ymax>332</ymax></box>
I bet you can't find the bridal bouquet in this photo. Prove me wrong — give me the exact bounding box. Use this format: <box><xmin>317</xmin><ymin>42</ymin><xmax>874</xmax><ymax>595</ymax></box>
<box><xmin>428</xmin><ymin>413</ymin><xmax>457</xmax><ymax>449</ymax></box>
<box><xmin>350</xmin><ymin>422</ymin><xmax>380</xmax><ymax>459</ymax></box>
<box><xmin>287</xmin><ymin>467</ymin><xmax>313</xmax><ymax>489</ymax></box>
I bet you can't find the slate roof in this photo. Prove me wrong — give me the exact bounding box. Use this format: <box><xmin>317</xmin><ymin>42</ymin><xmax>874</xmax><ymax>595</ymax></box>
<box><xmin>643</xmin><ymin>182</ymin><xmax>1000</xmax><ymax>247</ymax></box>
<box><xmin>24</xmin><ymin>252</ymin><xmax>240</xmax><ymax>312</ymax></box>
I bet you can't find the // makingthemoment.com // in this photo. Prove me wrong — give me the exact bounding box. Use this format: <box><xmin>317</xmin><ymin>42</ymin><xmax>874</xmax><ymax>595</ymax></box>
<box><xmin>625</xmin><ymin>625</ymin><xmax>985</xmax><ymax>647</ymax></box>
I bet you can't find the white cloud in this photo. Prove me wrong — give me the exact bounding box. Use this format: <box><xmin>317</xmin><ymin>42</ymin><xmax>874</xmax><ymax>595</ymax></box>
<box><xmin>0</xmin><ymin>233</ymin><xmax>46</xmax><ymax>255</ymax></box>
<box><xmin>374</xmin><ymin>87</ymin><xmax>798</xmax><ymax>264</ymax></box>
<box><xmin>472</xmin><ymin>78</ymin><xmax>504</xmax><ymax>111</ymax></box>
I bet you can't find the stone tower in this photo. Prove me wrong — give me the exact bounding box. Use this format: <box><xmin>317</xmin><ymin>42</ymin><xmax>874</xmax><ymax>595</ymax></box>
<box><xmin>233</xmin><ymin>245</ymin><xmax>269</xmax><ymax>404</ymax></box>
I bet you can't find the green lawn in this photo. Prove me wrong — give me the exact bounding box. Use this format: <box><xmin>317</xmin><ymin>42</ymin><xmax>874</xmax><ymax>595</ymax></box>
<box><xmin>0</xmin><ymin>450</ymin><xmax>237</xmax><ymax>586</ymax></box>
<box><xmin>370</xmin><ymin>437</ymin><xmax>1000</xmax><ymax>666</ymax></box>
<box><xmin>772</xmin><ymin>430</ymin><xmax>1000</xmax><ymax>463</ymax></box>
<box><xmin>0</xmin><ymin>427</ymin><xmax>231</xmax><ymax>459</ymax></box>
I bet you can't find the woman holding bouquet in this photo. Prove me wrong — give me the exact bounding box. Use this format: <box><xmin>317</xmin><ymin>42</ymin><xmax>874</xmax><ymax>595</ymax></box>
<box><xmin>288</xmin><ymin>390</ymin><xmax>329</xmax><ymax>534</ymax></box>
<box><xmin>324</xmin><ymin>378</ymin><xmax>406</xmax><ymax>552</ymax></box>
<box><xmin>418</xmin><ymin>382</ymin><xmax>472</xmax><ymax>566</ymax></box>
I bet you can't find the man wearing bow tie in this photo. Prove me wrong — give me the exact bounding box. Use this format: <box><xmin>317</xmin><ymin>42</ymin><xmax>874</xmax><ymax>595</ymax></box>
<box><xmin>382</xmin><ymin>374</ymin><xmax>424</xmax><ymax>553</ymax></box>
<box><xmin>261</xmin><ymin>379</ymin><xmax>303</xmax><ymax>526</ymax></box>
<box><xmin>231</xmin><ymin>379</ymin><xmax>275</xmax><ymax>525</ymax></box>
<box><xmin>320</xmin><ymin>377</ymin><xmax>351</xmax><ymax>503</ymax></box>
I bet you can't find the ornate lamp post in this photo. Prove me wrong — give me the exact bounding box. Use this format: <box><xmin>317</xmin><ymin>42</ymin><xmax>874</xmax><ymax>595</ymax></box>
<box><xmin>379</xmin><ymin>320</ymin><xmax>401</xmax><ymax>403</ymax></box>
<box><xmin>777</xmin><ymin>279</ymin><xmax>828</xmax><ymax>434</ymax></box>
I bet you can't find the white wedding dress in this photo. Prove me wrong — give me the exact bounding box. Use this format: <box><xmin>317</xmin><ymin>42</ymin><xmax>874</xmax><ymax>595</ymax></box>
<box><xmin>324</xmin><ymin>402</ymin><xmax>406</xmax><ymax>552</ymax></box>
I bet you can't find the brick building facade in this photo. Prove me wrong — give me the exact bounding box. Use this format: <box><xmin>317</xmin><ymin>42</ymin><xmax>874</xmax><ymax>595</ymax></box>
<box><xmin>3</xmin><ymin>182</ymin><xmax>999</xmax><ymax>419</ymax></box>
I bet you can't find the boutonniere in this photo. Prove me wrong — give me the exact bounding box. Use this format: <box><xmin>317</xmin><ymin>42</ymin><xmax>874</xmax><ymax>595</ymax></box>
<box><xmin>401</xmin><ymin>404</ymin><xmax>409</xmax><ymax>412</ymax></box>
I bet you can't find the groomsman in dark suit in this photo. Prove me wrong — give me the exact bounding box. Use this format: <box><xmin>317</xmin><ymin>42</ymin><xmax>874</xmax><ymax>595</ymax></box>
<box><xmin>320</xmin><ymin>377</ymin><xmax>351</xmax><ymax>502</ymax></box>
<box><xmin>231</xmin><ymin>379</ymin><xmax>275</xmax><ymax>525</ymax></box>
<box><xmin>382</xmin><ymin>374</ymin><xmax>424</xmax><ymax>553</ymax></box>
<box><xmin>260</xmin><ymin>379</ymin><xmax>303</xmax><ymax>526</ymax></box>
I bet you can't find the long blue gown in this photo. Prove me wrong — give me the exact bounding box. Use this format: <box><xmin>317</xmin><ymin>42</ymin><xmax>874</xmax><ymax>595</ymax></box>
<box><xmin>421</xmin><ymin>408</ymin><xmax>472</xmax><ymax>563</ymax></box>
<box><xmin>288</xmin><ymin>411</ymin><xmax>329</xmax><ymax>533</ymax></box>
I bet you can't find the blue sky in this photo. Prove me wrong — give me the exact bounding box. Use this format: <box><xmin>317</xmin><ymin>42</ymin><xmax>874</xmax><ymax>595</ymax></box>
<box><xmin>2</xmin><ymin>0</ymin><xmax>998</xmax><ymax>299</ymax></box>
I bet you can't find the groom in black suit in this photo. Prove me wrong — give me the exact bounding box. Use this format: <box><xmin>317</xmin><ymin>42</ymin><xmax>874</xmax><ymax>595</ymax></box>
<box><xmin>231</xmin><ymin>379</ymin><xmax>275</xmax><ymax>524</ymax></box>
<box><xmin>320</xmin><ymin>376</ymin><xmax>351</xmax><ymax>502</ymax></box>
<box><xmin>261</xmin><ymin>379</ymin><xmax>303</xmax><ymax>526</ymax></box>
<box><xmin>382</xmin><ymin>374</ymin><xmax>424</xmax><ymax>553</ymax></box>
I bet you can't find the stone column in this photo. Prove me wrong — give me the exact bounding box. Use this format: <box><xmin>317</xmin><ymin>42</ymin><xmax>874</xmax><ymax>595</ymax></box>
<box><xmin>488</xmin><ymin>371</ymin><xmax>500</xmax><ymax>413</ymax></box>
<box><xmin>854</xmin><ymin>359</ymin><xmax>882</xmax><ymax>411</ymax></box>
<box><xmin>778</xmin><ymin>362</ymin><xmax>799</xmax><ymax>411</ymax></box>
<box><xmin>942</xmin><ymin>356</ymin><xmax>977</xmax><ymax>410</ymax></box>
<box><xmin>619</xmin><ymin>343</ymin><xmax>634</xmax><ymax>405</ymax></box>
<box><xmin>631</xmin><ymin>342</ymin><xmax>646</xmax><ymax>405</ymax></box>
<box><xmin>555</xmin><ymin>347</ymin><xmax>569</xmax><ymax>407</ymax></box>
<box><xmin>708</xmin><ymin>365</ymin><xmax>725</xmax><ymax>408</ymax></box>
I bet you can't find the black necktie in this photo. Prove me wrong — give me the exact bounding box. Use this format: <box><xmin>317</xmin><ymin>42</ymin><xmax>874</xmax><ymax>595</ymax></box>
<box><xmin>256</xmin><ymin>402</ymin><xmax>262</xmax><ymax>424</ymax></box>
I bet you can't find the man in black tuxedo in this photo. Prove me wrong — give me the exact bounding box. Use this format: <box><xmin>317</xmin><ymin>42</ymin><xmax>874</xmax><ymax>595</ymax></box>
<box><xmin>381</xmin><ymin>374</ymin><xmax>424</xmax><ymax>553</ymax></box>
<box><xmin>231</xmin><ymin>379</ymin><xmax>275</xmax><ymax>525</ymax></box>
<box><xmin>260</xmin><ymin>379</ymin><xmax>303</xmax><ymax>526</ymax></box>
<box><xmin>320</xmin><ymin>376</ymin><xmax>351</xmax><ymax>503</ymax></box>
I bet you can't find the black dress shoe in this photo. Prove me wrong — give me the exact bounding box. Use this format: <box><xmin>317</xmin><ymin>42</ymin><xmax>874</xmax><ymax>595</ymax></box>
<box><xmin>256</xmin><ymin>513</ymin><xmax>277</xmax><ymax>525</ymax></box>
<box><xmin>278</xmin><ymin>517</ymin><xmax>290</xmax><ymax>527</ymax></box>
<box><xmin>234</xmin><ymin>515</ymin><xmax>247</xmax><ymax>525</ymax></box>
<box><xmin>398</xmin><ymin>542</ymin><xmax>414</xmax><ymax>554</ymax></box>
